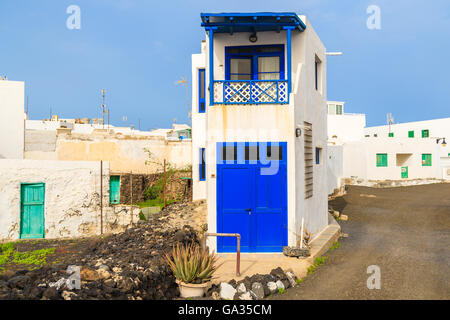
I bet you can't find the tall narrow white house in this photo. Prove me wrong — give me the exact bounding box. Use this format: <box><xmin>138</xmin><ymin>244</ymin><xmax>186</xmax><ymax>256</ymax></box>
<box><xmin>191</xmin><ymin>12</ymin><xmax>329</xmax><ymax>253</ymax></box>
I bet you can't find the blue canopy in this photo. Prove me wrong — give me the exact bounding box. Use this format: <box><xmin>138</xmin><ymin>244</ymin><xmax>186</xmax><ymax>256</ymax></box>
<box><xmin>200</xmin><ymin>12</ymin><xmax>306</xmax><ymax>33</ymax></box>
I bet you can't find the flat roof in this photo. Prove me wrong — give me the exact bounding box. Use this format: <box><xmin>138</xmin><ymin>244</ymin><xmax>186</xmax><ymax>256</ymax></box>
<box><xmin>200</xmin><ymin>12</ymin><xmax>306</xmax><ymax>33</ymax></box>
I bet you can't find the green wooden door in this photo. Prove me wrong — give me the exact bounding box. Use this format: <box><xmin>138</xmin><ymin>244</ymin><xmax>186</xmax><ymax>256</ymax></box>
<box><xmin>401</xmin><ymin>166</ymin><xmax>408</xmax><ymax>179</ymax></box>
<box><xmin>110</xmin><ymin>176</ymin><xmax>120</xmax><ymax>204</ymax></box>
<box><xmin>20</xmin><ymin>183</ymin><xmax>45</xmax><ymax>239</ymax></box>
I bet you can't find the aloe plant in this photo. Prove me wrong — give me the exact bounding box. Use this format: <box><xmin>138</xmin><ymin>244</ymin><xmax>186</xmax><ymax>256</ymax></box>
<box><xmin>165</xmin><ymin>242</ymin><xmax>221</xmax><ymax>284</ymax></box>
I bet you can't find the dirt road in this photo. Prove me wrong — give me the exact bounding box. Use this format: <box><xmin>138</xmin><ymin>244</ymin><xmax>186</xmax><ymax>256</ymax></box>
<box><xmin>271</xmin><ymin>184</ymin><xmax>450</xmax><ymax>300</ymax></box>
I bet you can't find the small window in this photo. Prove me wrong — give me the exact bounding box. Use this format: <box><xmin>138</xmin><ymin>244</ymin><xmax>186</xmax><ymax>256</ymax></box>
<box><xmin>408</xmin><ymin>131</ymin><xmax>414</xmax><ymax>138</ymax></box>
<box><xmin>198</xmin><ymin>69</ymin><xmax>206</xmax><ymax>113</ymax></box>
<box><xmin>245</xmin><ymin>145</ymin><xmax>259</xmax><ymax>161</ymax></box>
<box><xmin>266</xmin><ymin>145</ymin><xmax>283</xmax><ymax>161</ymax></box>
<box><xmin>222</xmin><ymin>145</ymin><xmax>237</xmax><ymax>161</ymax></box>
<box><xmin>422</xmin><ymin>154</ymin><xmax>432</xmax><ymax>166</ymax></box>
<box><xmin>376</xmin><ymin>154</ymin><xmax>388</xmax><ymax>167</ymax></box>
<box><xmin>422</xmin><ymin>129</ymin><xmax>429</xmax><ymax>138</ymax></box>
<box><xmin>388</xmin><ymin>132</ymin><xmax>394</xmax><ymax>137</ymax></box>
<box><xmin>374</xmin><ymin>134</ymin><xmax>378</xmax><ymax>137</ymax></box>
<box><xmin>315</xmin><ymin>55</ymin><xmax>322</xmax><ymax>93</ymax></box>
<box><xmin>199</xmin><ymin>148</ymin><xmax>206</xmax><ymax>181</ymax></box>
<box><xmin>315</xmin><ymin>147</ymin><xmax>322</xmax><ymax>165</ymax></box>
<box><xmin>336</xmin><ymin>105</ymin><xmax>343</xmax><ymax>115</ymax></box>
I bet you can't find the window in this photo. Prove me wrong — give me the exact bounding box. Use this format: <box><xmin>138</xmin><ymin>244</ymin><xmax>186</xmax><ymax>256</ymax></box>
<box><xmin>315</xmin><ymin>55</ymin><xmax>322</xmax><ymax>93</ymax></box>
<box><xmin>244</xmin><ymin>145</ymin><xmax>259</xmax><ymax>161</ymax></box>
<box><xmin>199</xmin><ymin>148</ymin><xmax>206</xmax><ymax>181</ymax></box>
<box><xmin>109</xmin><ymin>176</ymin><xmax>120</xmax><ymax>204</ymax></box>
<box><xmin>266</xmin><ymin>145</ymin><xmax>283</xmax><ymax>161</ymax></box>
<box><xmin>221</xmin><ymin>145</ymin><xmax>237</xmax><ymax>161</ymax></box>
<box><xmin>198</xmin><ymin>69</ymin><xmax>205</xmax><ymax>113</ymax></box>
<box><xmin>422</xmin><ymin>154</ymin><xmax>432</xmax><ymax>166</ymax></box>
<box><xmin>422</xmin><ymin>129</ymin><xmax>429</xmax><ymax>138</ymax></box>
<box><xmin>328</xmin><ymin>104</ymin><xmax>343</xmax><ymax>115</ymax></box>
<box><xmin>388</xmin><ymin>132</ymin><xmax>394</xmax><ymax>137</ymax></box>
<box><xmin>226</xmin><ymin>45</ymin><xmax>284</xmax><ymax>81</ymax></box>
<box><xmin>408</xmin><ymin>131</ymin><xmax>414</xmax><ymax>138</ymax></box>
<box><xmin>376</xmin><ymin>154</ymin><xmax>388</xmax><ymax>167</ymax></box>
<box><xmin>304</xmin><ymin>122</ymin><xmax>313</xmax><ymax>199</ymax></box>
<box><xmin>374</xmin><ymin>134</ymin><xmax>378</xmax><ymax>137</ymax></box>
<box><xmin>315</xmin><ymin>147</ymin><xmax>322</xmax><ymax>165</ymax></box>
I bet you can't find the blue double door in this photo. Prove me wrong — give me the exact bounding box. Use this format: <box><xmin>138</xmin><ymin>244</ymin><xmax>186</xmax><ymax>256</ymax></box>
<box><xmin>217</xmin><ymin>142</ymin><xmax>287</xmax><ymax>253</ymax></box>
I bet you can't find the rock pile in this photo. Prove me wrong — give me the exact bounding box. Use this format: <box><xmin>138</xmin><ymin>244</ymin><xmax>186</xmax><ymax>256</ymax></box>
<box><xmin>208</xmin><ymin>267</ymin><xmax>298</xmax><ymax>300</ymax></box>
<box><xmin>0</xmin><ymin>201</ymin><xmax>203</xmax><ymax>300</ymax></box>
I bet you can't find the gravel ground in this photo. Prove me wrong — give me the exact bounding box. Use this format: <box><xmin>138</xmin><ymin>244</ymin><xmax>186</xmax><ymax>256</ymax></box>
<box><xmin>270</xmin><ymin>183</ymin><xmax>450</xmax><ymax>300</ymax></box>
<box><xmin>0</xmin><ymin>200</ymin><xmax>206</xmax><ymax>300</ymax></box>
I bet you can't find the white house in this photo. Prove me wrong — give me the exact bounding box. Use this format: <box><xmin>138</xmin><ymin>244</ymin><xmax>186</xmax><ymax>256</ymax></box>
<box><xmin>364</xmin><ymin>118</ymin><xmax>450</xmax><ymax>179</ymax></box>
<box><xmin>191</xmin><ymin>12</ymin><xmax>329</xmax><ymax>253</ymax></box>
<box><xmin>326</xmin><ymin>103</ymin><xmax>448</xmax><ymax>194</ymax></box>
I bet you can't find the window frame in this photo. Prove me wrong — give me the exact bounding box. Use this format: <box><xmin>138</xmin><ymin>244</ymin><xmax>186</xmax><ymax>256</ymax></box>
<box><xmin>422</xmin><ymin>129</ymin><xmax>429</xmax><ymax>138</ymax></box>
<box><xmin>376</xmin><ymin>153</ymin><xmax>388</xmax><ymax>167</ymax></box>
<box><xmin>198</xmin><ymin>69</ymin><xmax>206</xmax><ymax>113</ymax></box>
<box><xmin>422</xmin><ymin>153</ymin><xmax>432</xmax><ymax>167</ymax></box>
<box><xmin>225</xmin><ymin>45</ymin><xmax>285</xmax><ymax>81</ymax></box>
<box><xmin>199</xmin><ymin>148</ymin><xmax>206</xmax><ymax>181</ymax></box>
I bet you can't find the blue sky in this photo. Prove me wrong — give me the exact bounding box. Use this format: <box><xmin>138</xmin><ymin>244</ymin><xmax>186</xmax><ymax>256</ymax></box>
<box><xmin>1</xmin><ymin>0</ymin><xmax>449</xmax><ymax>129</ymax></box>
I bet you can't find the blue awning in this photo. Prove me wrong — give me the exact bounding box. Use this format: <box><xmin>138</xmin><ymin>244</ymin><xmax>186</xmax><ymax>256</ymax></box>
<box><xmin>200</xmin><ymin>12</ymin><xmax>306</xmax><ymax>33</ymax></box>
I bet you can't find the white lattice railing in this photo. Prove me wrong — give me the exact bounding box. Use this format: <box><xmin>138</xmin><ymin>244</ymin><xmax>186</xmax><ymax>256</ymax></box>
<box><xmin>213</xmin><ymin>80</ymin><xmax>288</xmax><ymax>104</ymax></box>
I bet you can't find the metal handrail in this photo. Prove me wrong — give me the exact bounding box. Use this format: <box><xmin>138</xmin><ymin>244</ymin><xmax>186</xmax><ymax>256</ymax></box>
<box><xmin>203</xmin><ymin>233</ymin><xmax>241</xmax><ymax>276</ymax></box>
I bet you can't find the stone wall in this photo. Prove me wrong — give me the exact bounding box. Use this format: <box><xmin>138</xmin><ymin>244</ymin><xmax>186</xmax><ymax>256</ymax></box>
<box><xmin>118</xmin><ymin>171</ymin><xmax>192</xmax><ymax>205</ymax></box>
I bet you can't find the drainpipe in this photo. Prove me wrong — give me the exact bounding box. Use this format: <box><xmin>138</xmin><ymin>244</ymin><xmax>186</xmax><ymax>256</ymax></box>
<box><xmin>283</xmin><ymin>26</ymin><xmax>295</xmax><ymax>95</ymax></box>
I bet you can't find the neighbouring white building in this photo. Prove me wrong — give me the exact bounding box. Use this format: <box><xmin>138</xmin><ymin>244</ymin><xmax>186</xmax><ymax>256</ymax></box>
<box><xmin>326</xmin><ymin>102</ymin><xmax>448</xmax><ymax>194</ymax></box>
<box><xmin>192</xmin><ymin>12</ymin><xmax>329</xmax><ymax>253</ymax></box>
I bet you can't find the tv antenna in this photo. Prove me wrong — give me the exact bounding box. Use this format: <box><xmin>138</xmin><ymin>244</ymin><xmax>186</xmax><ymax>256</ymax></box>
<box><xmin>175</xmin><ymin>77</ymin><xmax>191</xmax><ymax>124</ymax></box>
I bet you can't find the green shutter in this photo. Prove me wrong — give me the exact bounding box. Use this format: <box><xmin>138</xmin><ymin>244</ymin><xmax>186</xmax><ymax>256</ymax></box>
<box><xmin>110</xmin><ymin>176</ymin><xmax>121</xmax><ymax>204</ymax></box>
<box><xmin>408</xmin><ymin>131</ymin><xmax>414</xmax><ymax>138</ymax></box>
<box><xmin>376</xmin><ymin>154</ymin><xmax>388</xmax><ymax>167</ymax></box>
<box><xmin>388</xmin><ymin>132</ymin><xmax>394</xmax><ymax>137</ymax></box>
<box><xmin>422</xmin><ymin>154</ymin><xmax>432</xmax><ymax>166</ymax></box>
<box><xmin>422</xmin><ymin>130</ymin><xmax>429</xmax><ymax>138</ymax></box>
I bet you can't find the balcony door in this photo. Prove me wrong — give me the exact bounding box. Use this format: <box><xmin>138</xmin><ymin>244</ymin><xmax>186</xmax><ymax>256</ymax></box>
<box><xmin>226</xmin><ymin>45</ymin><xmax>285</xmax><ymax>81</ymax></box>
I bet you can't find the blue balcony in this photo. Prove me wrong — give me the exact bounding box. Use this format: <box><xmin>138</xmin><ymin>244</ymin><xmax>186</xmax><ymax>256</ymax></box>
<box><xmin>213</xmin><ymin>80</ymin><xmax>288</xmax><ymax>105</ymax></box>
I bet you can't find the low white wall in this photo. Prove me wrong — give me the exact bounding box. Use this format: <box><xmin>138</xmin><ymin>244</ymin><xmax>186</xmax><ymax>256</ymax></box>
<box><xmin>327</xmin><ymin>145</ymin><xmax>343</xmax><ymax>194</ymax></box>
<box><xmin>0</xmin><ymin>159</ymin><xmax>139</xmax><ymax>241</ymax></box>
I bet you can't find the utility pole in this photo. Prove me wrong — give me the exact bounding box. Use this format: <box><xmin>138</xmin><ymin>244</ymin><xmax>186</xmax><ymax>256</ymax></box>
<box><xmin>101</xmin><ymin>89</ymin><xmax>107</xmax><ymax>129</ymax></box>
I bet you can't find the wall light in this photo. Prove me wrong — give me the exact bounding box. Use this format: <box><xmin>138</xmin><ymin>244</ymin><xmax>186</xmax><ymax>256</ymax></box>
<box><xmin>249</xmin><ymin>33</ymin><xmax>258</xmax><ymax>43</ymax></box>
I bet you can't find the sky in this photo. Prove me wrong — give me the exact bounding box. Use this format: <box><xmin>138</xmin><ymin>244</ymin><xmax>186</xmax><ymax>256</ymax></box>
<box><xmin>1</xmin><ymin>0</ymin><xmax>449</xmax><ymax>130</ymax></box>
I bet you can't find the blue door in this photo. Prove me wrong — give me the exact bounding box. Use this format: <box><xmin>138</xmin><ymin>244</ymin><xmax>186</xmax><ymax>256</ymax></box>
<box><xmin>217</xmin><ymin>142</ymin><xmax>287</xmax><ymax>253</ymax></box>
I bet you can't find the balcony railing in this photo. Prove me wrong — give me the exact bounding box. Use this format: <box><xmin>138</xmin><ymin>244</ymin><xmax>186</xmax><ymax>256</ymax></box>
<box><xmin>213</xmin><ymin>80</ymin><xmax>289</xmax><ymax>105</ymax></box>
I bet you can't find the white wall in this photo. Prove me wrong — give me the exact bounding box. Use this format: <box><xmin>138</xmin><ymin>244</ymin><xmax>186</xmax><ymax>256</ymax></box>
<box><xmin>0</xmin><ymin>159</ymin><xmax>139</xmax><ymax>241</ymax></box>
<box><xmin>364</xmin><ymin>118</ymin><xmax>450</xmax><ymax>158</ymax></box>
<box><xmin>327</xmin><ymin>145</ymin><xmax>343</xmax><ymax>194</ymax></box>
<box><xmin>328</xmin><ymin>113</ymin><xmax>366</xmax><ymax>143</ymax></box>
<box><xmin>0</xmin><ymin>81</ymin><xmax>24</xmax><ymax>159</ymax></box>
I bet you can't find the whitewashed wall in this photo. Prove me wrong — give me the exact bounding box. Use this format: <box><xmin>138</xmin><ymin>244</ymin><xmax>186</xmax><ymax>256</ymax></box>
<box><xmin>328</xmin><ymin>113</ymin><xmax>366</xmax><ymax>143</ymax></box>
<box><xmin>0</xmin><ymin>81</ymin><xmax>24</xmax><ymax>159</ymax></box>
<box><xmin>327</xmin><ymin>145</ymin><xmax>343</xmax><ymax>194</ymax></box>
<box><xmin>0</xmin><ymin>159</ymin><xmax>139</xmax><ymax>241</ymax></box>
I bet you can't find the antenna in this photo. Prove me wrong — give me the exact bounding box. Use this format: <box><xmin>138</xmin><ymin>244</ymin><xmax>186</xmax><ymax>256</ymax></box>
<box><xmin>101</xmin><ymin>89</ymin><xmax>107</xmax><ymax>129</ymax></box>
<box><xmin>175</xmin><ymin>77</ymin><xmax>191</xmax><ymax>125</ymax></box>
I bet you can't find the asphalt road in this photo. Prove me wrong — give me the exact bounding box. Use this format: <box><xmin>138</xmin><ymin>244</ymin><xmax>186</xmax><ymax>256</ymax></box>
<box><xmin>271</xmin><ymin>184</ymin><xmax>450</xmax><ymax>300</ymax></box>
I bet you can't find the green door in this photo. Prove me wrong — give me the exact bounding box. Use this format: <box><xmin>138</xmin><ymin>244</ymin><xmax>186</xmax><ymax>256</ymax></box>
<box><xmin>20</xmin><ymin>183</ymin><xmax>45</xmax><ymax>239</ymax></box>
<box><xmin>401</xmin><ymin>166</ymin><xmax>408</xmax><ymax>179</ymax></box>
<box><xmin>110</xmin><ymin>176</ymin><xmax>121</xmax><ymax>204</ymax></box>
